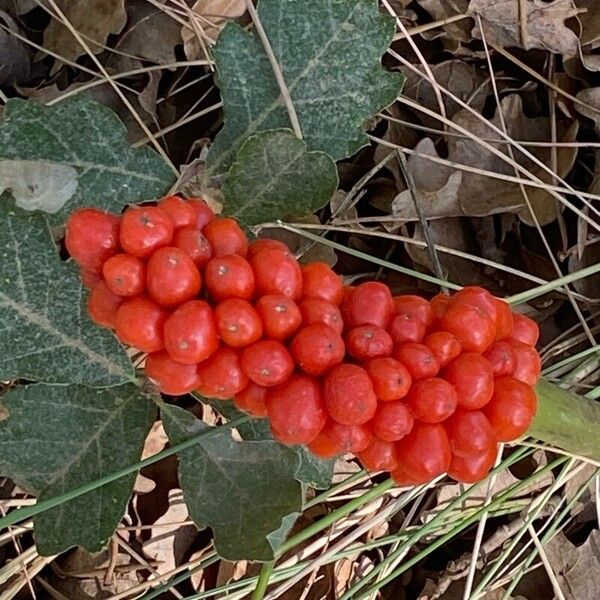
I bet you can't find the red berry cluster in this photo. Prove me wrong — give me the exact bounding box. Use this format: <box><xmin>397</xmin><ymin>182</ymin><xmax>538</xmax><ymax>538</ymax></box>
<box><xmin>66</xmin><ymin>196</ymin><xmax>541</xmax><ymax>485</ymax></box>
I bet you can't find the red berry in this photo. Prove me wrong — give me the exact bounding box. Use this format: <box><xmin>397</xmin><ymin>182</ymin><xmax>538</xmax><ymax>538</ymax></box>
<box><xmin>495</xmin><ymin>298</ymin><xmax>514</xmax><ymax>340</ymax></box>
<box><xmin>301</xmin><ymin>262</ymin><xmax>343</xmax><ymax>305</ymax></box>
<box><xmin>205</xmin><ymin>255</ymin><xmax>254</xmax><ymax>302</ymax></box>
<box><xmin>251</xmin><ymin>249</ymin><xmax>303</xmax><ymax>299</ymax></box>
<box><xmin>407</xmin><ymin>377</ymin><xmax>458</xmax><ymax>423</ymax></box>
<box><xmin>241</xmin><ymin>340</ymin><xmax>294</xmax><ymax>387</ymax></box>
<box><xmin>163</xmin><ymin>300</ymin><xmax>219</xmax><ymax>364</ymax></box>
<box><xmin>342</xmin><ymin>282</ymin><xmax>394</xmax><ymax>329</ymax></box>
<box><xmin>102</xmin><ymin>254</ymin><xmax>145</xmax><ymax>297</ymax></box>
<box><xmin>511</xmin><ymin>341</ymin><xmax>542</xmax><ymax>386</ymax></box>
<box><xmin>203</xmin><ymin>217</ymin><xmax>248</xmax><ymax>257</ymax></box>
<box><xmin>448</xmin><ymin>444</ymin><xmax>497</xmax><ymax>483</ymax></box>
<box><xmin>396</xmin><ymin>422</ymin><xmax>451</xmax><ymax>483</ymax></box>
<box><xmin>65</xmin><ymin>208</ymin><xmax>120</xmax><ymax>272</ymax></box>
<box><xmin>197</xmin><ymin>347</ymin><xmax>248</xmax><ymax>399</ymax></box>
<box><xmin>266</xmin><ymin>375</ymin><xmax>326</xmax><ymax>444</ymax></box>
<box><xmin>147</xmin><ymin>247</ymin><xmax>201</xmax><ymax>307</ymax></box>
<box><xmin>188</xmin><ymin>198</ymin><xmax>215</xmax><ymax>230</ymax></box>
<box><xmin>430</xmin><ymin>293</ymin><xmax>451</xmax><ymax>324</ymax></box>
<box><xmin>365</xmin><ymin>357</ymin><xmax>412</xmax><ymax>401</ymax></box>
<box><xmin>483</xmin><ymin>340</ymin><xmax>516</xmax><ymax>377</ymax></box>
<box><xmin>80</xmin><ymin>268</ymin><xmax>101</xmax><ymax>289</ymax></box>
<box><xmin>483</xmin><ymin>377</ymin><xmax>537</xmax><ymax>442</ymax></box>
<box><xmin>87</xmin><ymin>280</ymin><xmax>123</xmax><ymax>328</ymax></box>
<box><xmin>393</xmin><ymin>342</ymin><xmax>440</xmax><ymax>380</ymax></box>
<box><xmin>145</xmin><ymin>351</ymin><xmax>200</xmax><ymax>396</ymax></box>
<box><xmin>299</xmin><ymin>298</ymin><xmax>344</xmax><ymax>334</ymax></box>
<box><xmin>388</xmin><ymin>313</ymin><xmax>427</xmax><ymax>344</ymax></box>
<box><xmin>308</xmin><ymin>429</ymin><xmax>344</xmax><ymax>458</ymax></box>
<box><xmin>452</xmin><ymin>286</ymin><xmax>498</xmax><ymax>321</ymax></box>
<box><xmin>291</xmin><ymin>324</ymin><xmax>345</xmax><ymax>376</ymax></box>
<box><xmin>444</xmin><ymin>410</ymin><xmax>494</xmax><ymax>457</ymax></box>
<box><xmin>326</xmin><ymin>421</ymin><xmax>372</xmax><ymax>453</ymax></box>
<box><xmin>346</xmin><ymin>325</ymin><xmax>393</xmax><ymax>360</ymax></box>
<box><xmin>441</xmin><ymin>302</ymin><xmax>495</xmax><ymax>353</ymax></box>
<box><xmin>115</xmin><ymin>296</ymin><xmax>166</xmax><ymax>353</ymax></box>
<box><xmin>215</xmin><ymin>299</ymin><xmax>263</xmax><ymax>347</ymax></box>
<box><xmin>173</xmin><ymin>226</ymin><xmax>213</xmax><ymax>268</ymax></box>
<box><xmin>157</xmin><ymin>195</ymin><xmax>195</xmax><ymax>228</ymax></box>
<box><xmin>443</xmin><ymin>353</ymin><xmax>494</xmax><ymax>410</ymax></box>
<box><xmin>358</xmin><ymin>437</ymin><xmax>399</xmax><ymax>472</ymax></box>
<box><xmin>391</xmin><ymin>464</ymin><xmax>422</xmax><ymax>486</ymax></box>
<box><xmin>247</xmin><ymin>238</ymin><xmax>292</xmax><ymax>259</ymax></box>
<box><xmin>256</xmin><ymin>295</ymin><xmax>302</xmax><ymax>340</ymax></box>
<box><xmin>424</xmin><ymin>331</ymin><xmax>462</xmax><ymax>367</ymax></box>
<box><xmin>371</xmin><ymin>401</ymin><xmax>414</xmax><ymax>441</ymax></box>
<box><xmin>510</xmin><ymin>313</ymin><xmax>539</xmax><ymax>347</ymax></box>
<box><xmin>119</xmin><ymin>206</ymin><xmax>174</xmax><ymax>258</ymax></box>
<box><xmin>234</xmin><ymin>382</ymin><xmax>268</xmax><ymax>418</ymax></box>
<box><xmin>393</xmin><ymin>295</ymin><xmax>433</xmax><ymax>328</ymax></box>
<box><xmin>324</xmin><ymin>364</ymin><xmax>378</xmax><ymax>425</ymax></box>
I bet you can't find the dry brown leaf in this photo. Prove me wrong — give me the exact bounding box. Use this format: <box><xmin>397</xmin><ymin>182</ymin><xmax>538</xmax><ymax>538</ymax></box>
<box><xmin>0</xmin><ymin>11</ymin><xmax>30</xmax><ymax>85</ymax></box>
<box><xmin>575</xmin><ymin>87</ymin><xmax>600</xmax><ymax>135</ymax></box>
<box><xmin>42</xmin><ymin>0</ymin><xmax>127</xmax><ymax>64</ymax></box>
<box><xmin>568</xmin><ymin>240</ymin><xmax>600</xmax><ymax>298</ymax></box>
<box><xmin>182</xmin><ymin>0</ymin><xmax>246</xmax><ymax>59</ymax></box>
<box><xmin>469</xmin><ymin>0</ymin><xmax>580</xmax><ymax>55</ymax></box>
<box><xmin>576</xmin><ymin>0</ymin><xmax>600</xmax><ymax>48</ymax></box>
<box><xmin>419</xmin><ymin>0</ymin><xmax>472</xmax><ymax>45</ymax></box>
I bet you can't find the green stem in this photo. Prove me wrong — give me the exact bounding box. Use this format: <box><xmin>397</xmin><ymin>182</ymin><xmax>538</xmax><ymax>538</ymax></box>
<box><xmin>0</xmin><ymin>416</ymin><xmax>248</xmax><ymax>532</ymax></box>
<box><xmin>252</xmin><ymin>561</ymin><xmax>275</xmax><ymax>600</ymax></box>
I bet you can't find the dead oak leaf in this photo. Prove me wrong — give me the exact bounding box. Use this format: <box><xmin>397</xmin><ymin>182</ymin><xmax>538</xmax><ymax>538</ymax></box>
<box><xmin>469</xmin><ymin>0</ymin><xmax>580</xmax><ymax>55</ymax></box>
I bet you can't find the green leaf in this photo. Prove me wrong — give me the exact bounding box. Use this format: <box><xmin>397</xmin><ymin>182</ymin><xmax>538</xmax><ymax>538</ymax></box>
<box><xmin>0</xmin><ymin>383</ymin><xmax>157</xmax><ymax>555</ymax></box>
<box><xmin>208</xmin><ymin>0</ymin><xmax>404</xmax><ymax>173</ymax></box>
<box><xmin>222</xmin><ymin>129</ymin><xmax>338</xmax><ymax>225</ymax></box>
<box><xmin>161</xmin><ymin>403</ymin><xmax>303</xmax><ymax>561</ymax></box>
<box><xmin>293</xmin><ymin>447</ymin><xmax>336</xmax><ymax>490</ymax></box>
<box><xmin>0</xmin><ymin>202</ymin><xmax>135</xmax><ymax>386</ymax></box>
<box><xmin>0</xmin><ymin>96</ymin><xmax>174</xmax><ymax>224</ymax></box>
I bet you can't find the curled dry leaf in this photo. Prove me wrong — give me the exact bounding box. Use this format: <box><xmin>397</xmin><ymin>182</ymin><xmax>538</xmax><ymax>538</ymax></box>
<box><xmin>419</xmin><ymin>0</ymin><xmax>472</xmax><ymax>46</ymax></box>
<box><xmin>0</xmin><ymin>11</ymin><xmax>30</xmax><ymax>85</ymax></box>
<box><xmin>575</xmin><ymin>87</ymin><xmax>600</xmax><ymax>136</ymax></box>
<box><xmin>42</xmin><ymin>0</ymin><xmax>127</xmax><ymax>65</ymax></box>
<box><xmin>568</xmin><ymin>240</ymin><xmax>600</xmax><ymax>298</ymax></box>
<box><xmin>182</xmin><ymin>0</ymin><xmax>246</xmax><ymax>59</ymax></box>
<box><xmin>469</xmin><ymin>0</ymin><xmax>580</xmax><ymax>55</ymax></box>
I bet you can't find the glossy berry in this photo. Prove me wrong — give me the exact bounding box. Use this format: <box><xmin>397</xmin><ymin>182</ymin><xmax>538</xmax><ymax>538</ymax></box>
<box><xmin>234</xmin><ymin>382</ymin><xmax>268</xmax><ymax>418</ymax></box>
<box><xmin>197</xmin><ymin>347</ymin><xmax>248</xmax><ymax>399</ymax></box>
<box><xmin>157</xmin><ymin>195</ymin><xmax>195</xmax><ymax>228</ymax></box>
<box><xmin>308</xmin><ymin>429</ymin><xmax>344</xmax><ymax>458</ymax></box>
<box><xmin>188</xmin><ymin>198</ymin><xmax>215</xmax><ymax>230</ymax></box>
<box><xmin>163</xmin><ymin>300</ymin><xmax>219</xmax><ymax>364</ymax></box>
<box><xmin>430</xmin><ymin>293</ymin><xmax>451</xmax><ymax>324</ymax></box>
<box><xmin>441</xmin><ymin>302</ymin><xmax>495</xmax><ymax>353</ymax></box>
<box><xmin>115</xmin><ymin>296</ymin><xmax>166</xmax><ymax>353</ymax></box>
<box><xmin>205</xmin><ymin>254</ymin><xmax>254</xmax><ymax>302</ymax></box>
<box><xmin>407</xmin><ymin>377</ymin><xmax>458</xmax><ymax>423</ymax></box>
<box><xmin>346</xmin><ymin>325</ymin><xmax>393</xmax><ymax>361</ymax></box>
<box><xmin>371</xmin><ymin>401</ymin><xmax>414</xmax><ymax>442</ymax></box>
<box><xmin>393</xmin><ymin>295</ymin><xmax>433</xmax><ymax>328</ymax></box>
<box><xmin>444</xmin><ymin>410</ymin><xmax>494</xmax><ymax>457</ymax></box>
<box><xmin>366</xmin><ymin>357</ymin><xmax>412</xmax><ymax>401</ymax></box>
<box><xmin>358</xmin><ymin>437</ymin><xmax>399</xmax><ymax>472</ymax></box>
<box><xmin>483</xmin><ymin>340</ymin><xmax>516</xmax><ymax>377</ymax></box>
<box><xmin>443</xmin><ymin>353</ymin><xmax>494</xmax><ymax>410</ymax></box>
<box><xmin>266</xmin><ymin>375</ymin><xmax>326</xmax><ymax>444</ymax></box>
<box><xmin>65</xmin><ymin>208</ymin><xmax>120</xmax><ymax>272</ymax></box>
<box><xmin>388</xmin><ymin>313</ymin><xmax>427</xmax><ymax>344</ymax></box>
<box><xmin>326</xmin><ymin>421</ymin><xmax>372</xmax><ymax>453</ymax></box>
<box><xmin>88</xmin><ymin>280</ymin><xmax>123</xmax><ymax>328</ymax></box>
<box><xmin>396</xmin><ymin>422</ymin><xmax>451</xmax><ymax>483</ymax></box>
<box><xmin>393</xmin><ymin>342</ymin><xmax>440</xmax><ymax>380</ymax></box>
<box><xmin>342</xmin><ymin>282</ymin><xmax>394</xmax><ymax>329</ymax></box>
<box><xmin>215</xmin><ymin>299</ymin><xmax>263</xmax><ymax>347</ymax></box>
<box><xmin>452</xmin><ymin>286</ymin><xmax>498</xmax><ymax>321</ymax></box>
<box><xmin>241</xmin><ymin>340</ymin><xmax>294</xmax><ymax>387</ymax></box>
<box><xmin>483</xmin><ymin>377</ymin><xmax>537</xmax><ymax>442</ymax></box>
<box><xmin>146</xmin><ymin>247</ymin><xmax>201</xmax><ymax>307</ymax></box>
<box><xmin>495</xmin><ymin>298</ymin><xmax>514</xmax><ymax>340</ymax></box>
<box><xmin>247</xmin><ymin>238</ymin><xmax>292</xmax><ymax>259</ymax></box>
<box><xmin>510</xmin><ymin>313</ymin><xmax>540</xmax><ymax>347</ymax></box>
<box><xmin>173</xmin><ymin>226</ymin><xmax>213</xmax><ymax>268</ymax></box>
<box><xmin>391</xmin><ymin>464</ymin><xmax>421</xmax><ymax>487</ymax></box>
<box><xmin>120</xmin><ymin>206</ymin><xmax>174</xmax><ymax>258</ymax></box>
<box><xmin>291</xmin><ymin>324</ymin><xmax>345</xmax><ymax>376</ymax></box>
<box><xmin>511</xmin><ymin>341</ymin><xmax>542</xmax><ymax>386</ymax></box>
<box><xmin>301</xmin><ymin>262</ymin><xmax>343</xmax><ymax>304</ymax></box>
<box><xmin>424</xmin><ymin>331</ymin><xmax>462</xmax><ymax>367</ymax></box>
<box><xmin>80</xmin><ymin>268</ymin><xmax>102</xmax><ymax>290</ymax></box>
<box><xmin>145</xmin><ymin>351</ymin><xmax>200</xmax><ymax>396</ymax></box>
<box><xmin>203</xmin><ymin>217</ymin><xmax>248</xmax><ymax>257</ymax></box>
<box><xmin>324</xmin><ymin>364</ymin><xmax>378</xmax><ymax>425</ymax></box>
<box><xmin>102</xmin><ymin>254</ymin><xmax>145</xmax><ymax>297</ymax></box>
<box><xmin>251</xmin><ymin>249</ymin><xmax>303</xmax><ymax>299</ymax></box>
<box><xmin>299</xmin><ymin>298</ymin><xmax>344</xmax><ymax>334</ymax></box>
<box><xmin>256</xmin><ymin>295</ymin><xmax>302</xmax><ymax>340</ymax></box>
<box><xmin>448</xmin><ymin>444</ymin><xmax>497</xmax><ymax>483</ymax></box>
